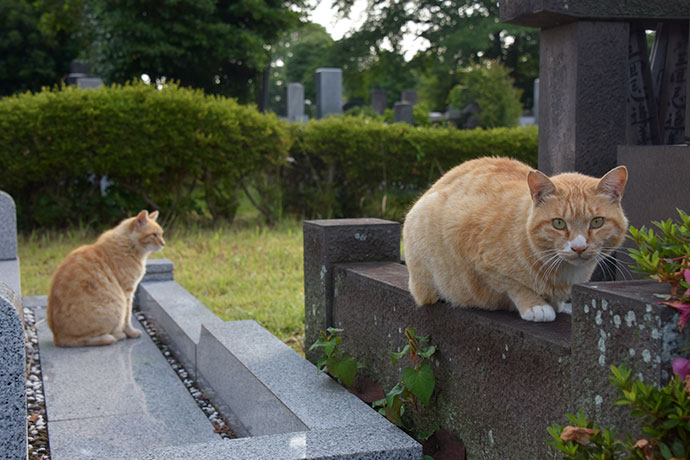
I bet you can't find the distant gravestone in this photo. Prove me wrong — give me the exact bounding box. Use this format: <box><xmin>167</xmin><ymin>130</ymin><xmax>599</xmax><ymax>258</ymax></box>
<box><xmin>315</xmin><ymin>68</ymin><xmax>343</xmax><ymax>119</ymax></box>
<box><xmin>287</xmin><ymin>83</ymin><xmax>305</xmax><ymax>123</ymax></box>
<box><xmin>401</xmin><ymin>90</ymin><xmax>418</xmax><ymax>106</ymax></box>
<box><xmin>0</xmin><ymin>191</ymin><xmax>17</xmax><ymax>261</ymax></box>
<box><xmin>394</xmin><ymin>102</ymin><xmax>413</xmax><ymax>124</ymax></box>
<box><xmin>77</xmin><ymin>78</ymin><xmax>104</xmax><ymax>90</ymax></box>
<box><xmin>371</xmin><ymin>89</ymin><xmax>387</xmax><ymax>115</ymax></box>
<box><xmin>0</xmin><ymin>283</ymin><xmax>26</xmax><ymax>460</ymax></box>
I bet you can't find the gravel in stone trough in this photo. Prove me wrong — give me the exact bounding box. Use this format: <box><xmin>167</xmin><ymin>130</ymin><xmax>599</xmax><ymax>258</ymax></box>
<box><xmin>24</xmin><ymin>307</ymin><xmax>50</xmax><ymax>459</ymax></box>
<box><xmin>134</xmin><ymin>308</ymin><xmax>236</xmax><ymax>439</ymax></box>
<box><xmin>23</xmin><ymin>306</ymin><xmax>235</xmax><ymax>460</ymax></box>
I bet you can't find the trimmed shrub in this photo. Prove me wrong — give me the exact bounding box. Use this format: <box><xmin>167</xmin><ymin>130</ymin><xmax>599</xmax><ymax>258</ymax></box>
<box><xmin>0</xmin><ymin>82</ymin><xmax>291</xmax><ymax>228</ymax></box>
<box><xmin>0</xmin><ymin>84</ymin><xmax>537</xmax><ymax>228</ymax></box>
<box><xmin>283</xmin><ymin>116</ymin><xmax>537</xmax><ymax>221</ymax></box>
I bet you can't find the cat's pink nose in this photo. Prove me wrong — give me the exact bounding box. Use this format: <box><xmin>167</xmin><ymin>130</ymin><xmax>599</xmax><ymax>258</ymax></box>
<box><xmin>571</xmin><ymin>245</ymin><xmax>588</xmax><ymax>256</ymax></box>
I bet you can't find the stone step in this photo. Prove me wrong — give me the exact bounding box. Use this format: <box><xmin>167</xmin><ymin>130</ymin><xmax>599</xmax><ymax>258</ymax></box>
<box><xmin>31</xmin><ymin>296</ymin><xmax>219</xmax><ymax>460</ymax></box>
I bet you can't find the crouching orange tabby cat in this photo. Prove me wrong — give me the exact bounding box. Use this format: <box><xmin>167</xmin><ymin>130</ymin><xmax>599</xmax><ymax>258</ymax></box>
<box><xmin>403</xmin><ymin>157</ymin><xmax>628</xmax><ymax>322</ymax></box>
<box><xmin>47</xmin><ymin>210</ymin><xmax>165</xmax><ymax>346</ymax></box>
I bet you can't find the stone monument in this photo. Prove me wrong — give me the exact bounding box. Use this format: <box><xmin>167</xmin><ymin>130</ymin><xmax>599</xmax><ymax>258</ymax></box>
<box><xmin>393</xmin><ymin>102</ymin><xmax>413</xmax><ymax>124</ymax></box>
<box><xmin>401</xmin><ymin>90</ymin><xmax>418</xmax><ymax>106</ymax></box>
<box><xmin>287</xmin><ymin>83</ymin><xmax>306</xmax><ymax>123</ymax></box>
<box><xmin>315</xmin><ymin>68</ymin><xmax>343</xmax><ymax>119</ymax></box>
<box><xmin>0</xmin><ymin>284</ymin><xmax>25</xmax><ymax>460</ymax></box>
<box><xmin>371</xmin><ymin>89</ymin><xmax>387</xmax><ymax>115</ymax></box>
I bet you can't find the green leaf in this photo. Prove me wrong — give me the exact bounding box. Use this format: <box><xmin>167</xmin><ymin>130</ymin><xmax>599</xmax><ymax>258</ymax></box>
<box><xmin>308</xmin><ymin>337</ymin><xmax>327</xmax><ymax>352</ymax></box>
<box><xmin>391</xmin><ymin>345</ymin><xmax>410</xmax><ymax>365</ymax></box>
<box><xmin>385</xmin><ymin>394</ymin><xmax>405</xmax><ymax>427</ymax></box>
<box><xmin>403</xmin><ymin>361</ymin><xmax>436</xmax><ymax>406</ymax></box>
<box><xmin>329</xmin><ymin>353</ymin><xmax>360</xmax><ymax>388</ymax></box>
<box><xmin>417</xmin><ymin>345</ymin><xmax>437</xmax><ymax>359</ymax></box>
<box><xmin>326</xmin><ymin>327</ymin><xmax>344</xmax><ymax>335</ymax></box>
<box><xmin>316</xmin><ymin>356</ymin><xmax>327</xmax><ymax>372</ymax></box>
<box><xmin>418</xmin><ymin>423</ymin><xmax>440</xmax><ymax>440</ymax></box>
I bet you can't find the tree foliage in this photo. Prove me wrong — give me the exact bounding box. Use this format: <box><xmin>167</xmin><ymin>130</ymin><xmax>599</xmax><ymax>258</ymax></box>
<box><xmin>0</xmin><ymin>0</ymin><xmax>77</xmax><ymax>96</ymax></box>
<box><xmin>447</xmin><ymin>60</ymin><xmax>523</xmax><ymax>128</ymax></box>
<box><xmin>330</xmin><ymin>0</ymin><xmax>539</xmax><ymax>112</ymax></box>
<box><xmin>84</xmin><ymin>0</ymin><xmax>301</xmax><ymax>103</ymax></box>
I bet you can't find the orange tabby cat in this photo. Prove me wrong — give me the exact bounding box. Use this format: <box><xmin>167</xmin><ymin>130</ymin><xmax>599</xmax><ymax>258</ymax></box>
<box><xmin>403</xmin><ymin>157</ymin><xmax>628</xmax><ymax>322</ymax></box>
<box><xmin>47</xmin><ymin>210</ymin><xmax>165</xmax><ymax>346</ymax></box>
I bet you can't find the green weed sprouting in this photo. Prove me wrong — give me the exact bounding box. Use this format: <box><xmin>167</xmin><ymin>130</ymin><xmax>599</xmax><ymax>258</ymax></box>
<box><xmin>308</xmin><ymin>327</ymin><xmax>365</xmax><ymax>389</ymax></box>
<box><xmin>373</xmin><ymin>327</ymin><xmax>437</xmax><ymax>427</ymax></box>
<box><xmin>548</xmin><ymin>365</ymin><xmax>690</xmax><ymax>459</ymax></box>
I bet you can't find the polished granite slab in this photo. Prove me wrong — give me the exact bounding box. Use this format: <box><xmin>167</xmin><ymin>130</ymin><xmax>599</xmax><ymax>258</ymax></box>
<box><xmin>33</xmin><ymin>297</ymin><xmax>219</xmax><ymax>460</ymax></box>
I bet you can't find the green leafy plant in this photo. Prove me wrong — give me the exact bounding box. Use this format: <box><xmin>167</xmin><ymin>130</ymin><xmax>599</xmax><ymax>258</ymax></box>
<box><xmin>548</xmin><ymin>365</ymin><xmax>690</xmax><ymax>459</ymax></box>
<box><xmin>627</xmin><ymin>209</ymin><xmax>690</xmax><ymax>334</ymax></box>
<box><xmin>628</xmin><ymin>209</ymin><xmax>690</xmax><ymax>297</ymax></box>
<box><xmin>308</xmin><ymin>327</ymin><xmax>365</xmax><ymax>389</ymax></box>
<box><xmin>373</xmin><ymin>328</ymin><xmax>437</xmax><ymax>427</ymax></box>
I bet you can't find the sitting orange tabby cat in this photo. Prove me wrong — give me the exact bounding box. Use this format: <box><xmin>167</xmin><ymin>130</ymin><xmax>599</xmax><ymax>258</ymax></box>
<box><xmin>47</xmin><ymin>210</ymin><xmax>165</xmax><ymax>346</ymax></box>
<box><xmin>403</xmin><ymin>157</ymin><xmax>628</xmax><ymax>322</ymax></box>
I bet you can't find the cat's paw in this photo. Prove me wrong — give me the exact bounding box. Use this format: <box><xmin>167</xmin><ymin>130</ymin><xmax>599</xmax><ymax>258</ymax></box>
<box><xmin>557</xmin><ymin>301</ymin><xmax>572</xmax><ymax>315</ymax></box>
<box><xmin>520</xmin><ymin>304</ymin><xmax>556</xmax><ymax>322</ymax></box>
<box><xmin>124</xmin><ymin>326</ymin><xmax>141</xmax><ymax>339</ymax></box>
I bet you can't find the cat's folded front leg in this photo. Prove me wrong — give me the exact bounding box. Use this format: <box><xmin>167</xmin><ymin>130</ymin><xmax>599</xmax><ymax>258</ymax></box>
<box><xmin>507</xmin><ymin>286</ymin><xmax>556</xmax><ymax>322</ymax></box>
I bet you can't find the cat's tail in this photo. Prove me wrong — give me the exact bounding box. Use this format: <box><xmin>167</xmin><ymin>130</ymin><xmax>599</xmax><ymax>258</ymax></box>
<box><xmin>53</xmin><ymin>333</ymin><xmax>118</xmax><ymax>347</ymax></box>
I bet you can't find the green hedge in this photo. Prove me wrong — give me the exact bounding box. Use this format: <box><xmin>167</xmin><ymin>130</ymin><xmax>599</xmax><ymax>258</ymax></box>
<box><xmin>0</xmin><ymin>84</ymin><xmax>537</xmax><ymax>229</ymax></box>
<box><xmin>0</xmin><ymin>83</ymin><xmax>291</xmax><ymax>228</ymax></box>
<box><xmin>283</xmin><ymin>117</ymin><xmax>537</xmax><ymax>221</ymax></box>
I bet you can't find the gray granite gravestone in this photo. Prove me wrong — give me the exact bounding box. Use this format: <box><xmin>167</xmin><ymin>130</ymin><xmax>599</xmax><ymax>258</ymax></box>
<box><xmin>0</xmin><ymin>191</ymin><xmax>17</xmax><ymax>261</ymax></box>
<box><xmin>287</xmin><ymin>83</ymin><xmax>305</xmax><ymax>123</ymax></box>
<box><xmin>0</xmin><ymin>191</ymin><xmax>20</xmax><ymax>295</ymax></box>
<box><xmin>393</xmin><ymin>102</ymin><xmax>413</xmax><ymax>124</ymax></box>
<box><xmin>371</xmin><ymin>89</ymin><xmax>387</xmax><ymax>115</ymax></box>
<box><xmin>0</xmin><ymin>283</ymin><xmax>26</xmax><ymax>460</ymax></box>
<box><xmin>315</xmin><ymin>68</ymin><xmax>343</xmax><ymax>119</ymax></box>
<box><xmin>401</xmin><ymin>90</ymin><xmax>417</xmax><ymax>106</ymax></box>
<box><xmin>76</xmin><ymin>78</ymin><xmax>103</xmax><ymax>90</ymax></box>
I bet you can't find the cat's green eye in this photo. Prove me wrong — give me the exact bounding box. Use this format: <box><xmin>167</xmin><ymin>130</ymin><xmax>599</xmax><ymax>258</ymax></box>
<box><xmin>591</xmin><ymin>217</ymin><xmax>604</xmax><ymax>229</ymax></box>
<box><xmin>552</xmin><ymin>218</ymin><xmax>567</xmax><ymax>230</ymax></box>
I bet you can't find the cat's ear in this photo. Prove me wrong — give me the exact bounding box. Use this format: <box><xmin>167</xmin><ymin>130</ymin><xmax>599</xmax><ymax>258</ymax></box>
<box><xmin>149</xmin><ymin>210</ymin><xmax>159</xmax><ymax>221</ymax></box>
<box><xmin>527</xmin><ymin>170</ymin><xmax>557</xmax><ymax>205</ymax></box>
<box><xmin>134</xmin><ymin>210</ymin><xmax>149</xmax><ymax>227</ymax></box>
<box><xmin>597</xmin><ymin>166</ymin><xmax>627</xmax><ymax>202</ymax></box>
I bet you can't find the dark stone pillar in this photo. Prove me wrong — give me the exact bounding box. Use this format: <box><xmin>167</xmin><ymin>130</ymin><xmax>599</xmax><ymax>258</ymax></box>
<box><xmin>538</xmin><ymin>21</ymin><xmax>629</xmax><ymax>177</ymax></box>
<box><xmin>303</xmin><ymin>219</ymin><xmax>400</xmax><ymax>362</ymax></box>
<box><xmin>618</xmin><ymin>144</ymin><xmax>690</xmax><ymax>230</ymax></box>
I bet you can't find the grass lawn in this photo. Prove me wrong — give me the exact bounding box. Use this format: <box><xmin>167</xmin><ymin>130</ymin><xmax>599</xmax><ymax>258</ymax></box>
<box><xmin>18</xmin><ymin>218</ymin><xmax>306</xmax><ymax>352</ymax></box>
